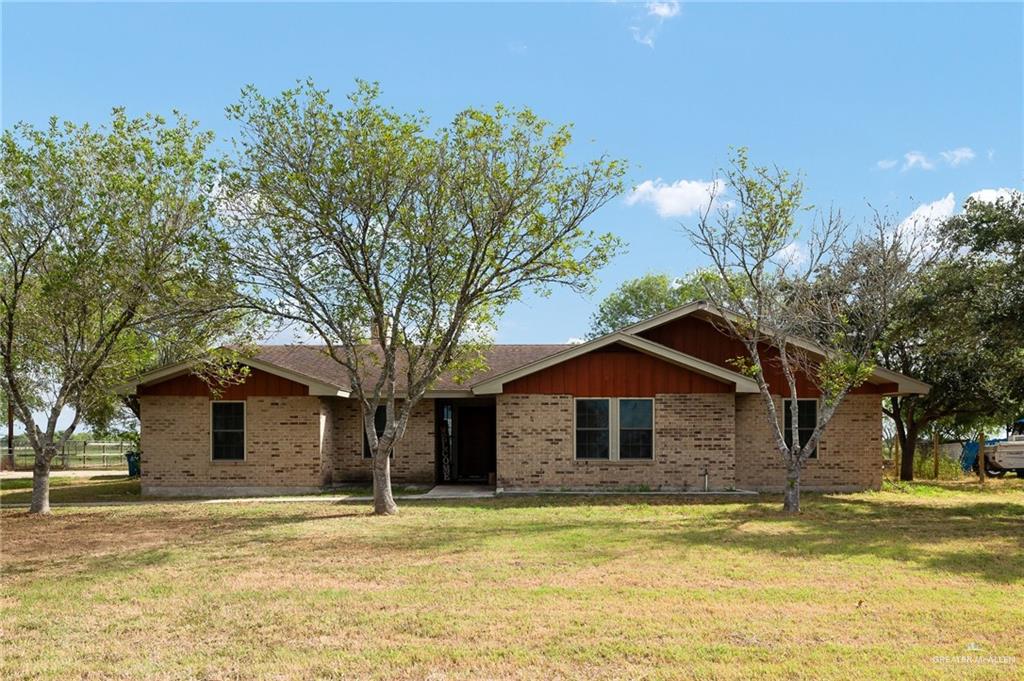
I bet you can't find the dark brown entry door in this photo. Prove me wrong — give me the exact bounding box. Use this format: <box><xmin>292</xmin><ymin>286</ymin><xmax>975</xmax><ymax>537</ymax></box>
<box><xmin>456</xmin><ymin>405</ymin><xmax>496</xmax><ymax>481</ymax></box>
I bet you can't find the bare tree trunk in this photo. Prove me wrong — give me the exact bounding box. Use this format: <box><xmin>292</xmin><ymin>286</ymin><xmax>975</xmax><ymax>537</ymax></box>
<box><xmin>976</xmin><ymin>432</ymin><xmax>986</xmax><ymax>484</ymax></box>
<box><xmin>29</xmin><ymin>447</ymin><xmax>53</xmax><ymax>514</ymax></box>
<box><xmin>4</xmin><ymin>401</ymin><xmax>13</xmax><ymax>471</ymax></box>
<box><xmin>899</xmin><ymin>427</ymin><xmax>919</xmax><ymax>482</ymax></box>
<box><xmin>782</xmin><ymin>459</ymin><xmax>801</xmax><ymax>513</ymax></box>
<box><xmin>372</xmin><ymin>446</ymin><xmax>398</xmax><ymax>516</ymax></box>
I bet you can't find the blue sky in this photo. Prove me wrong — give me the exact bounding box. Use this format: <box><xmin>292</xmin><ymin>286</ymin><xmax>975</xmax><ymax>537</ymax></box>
<box><xmin>3</xmin><ymin>1</ymin><xmax>1022</xmax><ymax>349</ymax></box>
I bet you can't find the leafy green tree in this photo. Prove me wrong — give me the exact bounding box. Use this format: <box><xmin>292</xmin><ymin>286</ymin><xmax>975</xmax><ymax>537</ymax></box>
<box><xmin>883</xmin><ymin>192</ymin><xmax>1024</xmax><ymax>479</ymax></box>
<box><xmin>688</xmin><ymin>148</ymin><xmax>920</xmax><ymax>512</ymax></box>
<box><xmin>587</xmin><ymin>270</ymin><xmax>723</xmax><ymax>337</ymax></box>
<box><xmin>0</xmin><ymin>111</ymin><xmax>248</xmax><ymax>513</ymax></box>
<box><xmin>225</xmin><ymin>80</ymin><xmax>625</xmax><ymax>514</ymax></box>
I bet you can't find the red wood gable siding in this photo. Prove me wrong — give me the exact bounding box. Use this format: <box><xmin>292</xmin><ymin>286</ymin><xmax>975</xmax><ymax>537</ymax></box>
<box><xmin>638</xmin><ymin>315</ymin><xmax>889</xmax><ymax>397</ymax></box>
<box><xmin>137</xmin><ymin>367</ymin><xmax>309</xmax><ymax>399</ymax></box>
<box><xmin>504</xmin><ymin>344</ymin><xmax>732</xmax><ymax>396</ymax></box>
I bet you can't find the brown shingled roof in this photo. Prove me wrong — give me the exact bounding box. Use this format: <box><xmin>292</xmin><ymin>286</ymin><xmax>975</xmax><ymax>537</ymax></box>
<box><xmin>253</xmin><ymin>344</ymin><xmax>570</xmax><ymax>393</ymax></box>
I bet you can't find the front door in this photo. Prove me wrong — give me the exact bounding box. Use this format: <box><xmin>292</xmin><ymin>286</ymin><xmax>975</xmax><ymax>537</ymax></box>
<box><xmin>455</xmin><ymin>405</ymin><xmax>496</xmax><ymax>482</ymax></box>
<box><xmin>436</xmin><ymin>400</ymin><xmax>496</xmax><ymax>483</ymax></box>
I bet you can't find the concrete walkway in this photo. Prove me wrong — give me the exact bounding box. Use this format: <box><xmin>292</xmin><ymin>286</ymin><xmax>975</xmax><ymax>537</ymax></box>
<box><xmin>420</xmin><ymin>484</ymin><xmax>496</xmax><ymax>499</ymax></box>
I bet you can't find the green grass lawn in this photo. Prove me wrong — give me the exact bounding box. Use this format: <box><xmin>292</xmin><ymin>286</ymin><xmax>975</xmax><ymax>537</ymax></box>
<box><xmin>0</xmin><ymin>475</ymin><xmax>140</xmax><ymax>504</ymax></box>
<box><xmin>0</xmin><ymin>476</ymin><xmax>427</xmax><ymax>505</ymax></box>
<box><xmin>2</xmin><ymin>480</ymin><xmax>1022</xmax><ymax>680</ymax></box>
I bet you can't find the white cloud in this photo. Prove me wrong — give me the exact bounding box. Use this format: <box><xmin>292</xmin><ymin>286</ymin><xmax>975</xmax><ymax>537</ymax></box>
<box><xmin>968</xmin><ymin>187</ymin><xmax>1018</xmax><ymax>204</ymax></box>
<box><xmin>896</xmin><ymin>193</ymin><xmax>956</xmax><ymax>255</ymax></box>
<box><xmin>565</xmin><ymin>337</ymin><xmax>585</xmax><ymax>345</ymax></box>
<box><xmin>885</xmin><ymin>147</ymin><xmax>977</xmax><ymax>171</ymax></box>
<box><xmin>630</xmin><ymin>0</ymin><xmax>680</xmax><ymax>47</ymax></box>
<box><xmin>647</xmin><ymin>1</ymin><xmax>680</xmax><ymax>18</ymax></box>
<box><xmin>895</xmin><ymin>189</ymin><xmax>1020</xmax><ymax>255</ymax></box>
<box><xmin>987</xmin><ymin>149</ymin><xmax>995</xmax><ymax>161</ymax></box>
<box><xmin>625</xmin><ymin>178</ymin><xmax>724</xmax><ymax>218</ymax></box>
<box><xmin>775</xmin><ymin>242</ymin><xmax>808</xmax><ymax>267</ymax></box>
<box><xmin>902</xmin><ymin>151</ymin><xmax>935</xmax><ymax>172</ymax></box>
<box><xmin>630</xmin><ymin>26</ymin><xmax>656</xmax><ymax>48</ymax></box>
<box><xmin>901</xmin><ymin>193</ymin><xmax>956</xmax><ymax>229</ymax></box>
<box><xmin>939</xmin><ymin>147</ymin><xmax>975</xmax><ymax>167</ymax></box>
<box><xmin>900</xmin><ymin>189</ymin><xmax>1020</xmax><ymax>234</ymax></box>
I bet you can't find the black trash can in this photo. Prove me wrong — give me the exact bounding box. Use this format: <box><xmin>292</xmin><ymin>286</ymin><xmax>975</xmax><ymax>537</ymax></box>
<box><xmin>125</xmin><ymin>451</ymin><xmax>141</xmax><ymax>478</ymax></box>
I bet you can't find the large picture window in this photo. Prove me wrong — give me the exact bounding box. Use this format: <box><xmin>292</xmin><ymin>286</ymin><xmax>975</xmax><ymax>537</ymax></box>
<box><xmin>363</xmin><ymin>405</ymin><xmax>388</xmax><ymax>459</ymax></box>
<box><xmin>783</xmin><ymin>399</ymin><xmax>818</xmax><ymax>459</ymax></box>
<box><xmin>211</xmin><ymin>401</ymin><xmax>245</xmax><ymax>460</ymax></box>
<box><xmin>575</xmin><ymin>398</ymin><xmax>654</xmax><ymax>461</ymax></box>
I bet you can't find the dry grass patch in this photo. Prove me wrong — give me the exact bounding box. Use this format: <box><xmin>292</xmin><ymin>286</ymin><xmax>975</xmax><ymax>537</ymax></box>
<box><xmin>1</xmin><ymin>479</ymin><xmax>1022</xmax><ymax>680</ymax></box>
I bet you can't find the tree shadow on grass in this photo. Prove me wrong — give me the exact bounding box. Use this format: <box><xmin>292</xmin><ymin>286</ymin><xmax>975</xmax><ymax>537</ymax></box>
<box><xmin>313</xmin><ymin>492</ymin><xmax>1024</xmax><ymax>584</ymax></box>
<box><xmin>660</xmin><ymin>497</ymin><xmax>1023</xmax><ymax>584</ymax></box>
<box><xmin>4</xmin><ymin>489</ymin><xmax>1021</xmax><ymax>586</ymax></box>
<box><xmin>179</xmin><ymin>490</ymin><xmax>1022</xmax><ymax>585</ymax></box>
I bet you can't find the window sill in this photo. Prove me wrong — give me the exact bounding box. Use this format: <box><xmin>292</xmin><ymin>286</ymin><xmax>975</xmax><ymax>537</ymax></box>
<box><xmin>210</xmin><ymin>458</ymin><xmax>247</xmax><ymax>464</ymax></box>
<box><xmin>574</xmin><ymin>458</ymin><xmax>656</xmax><ymax>464</ymax></box>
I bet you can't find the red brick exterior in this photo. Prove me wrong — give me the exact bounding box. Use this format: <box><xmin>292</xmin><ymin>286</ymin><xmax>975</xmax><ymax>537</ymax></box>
<box><xmin>496</xmin><ymin>393</ymin><xmax>736</xmax><ymax>491</ymax></box>
<box><xmin>321</xmin><ymin>398</ymin><xmax>435</xmax><ymax>485</ymax></box>
<box><xmin>141</xmin><ymin>390</ymin><xmax>884</xmax><ymax>495</ymax></box>
<box><xmin>734</xmin><ymin>394</ymin><xmax>883</xmax><ymax>491</ymax></box>
<box><xmin>140</xmin><ymin>395</ymin><xmax>436</xmax><ymax>494</ymax></box>
<box><xmin>139</xmin><ymin>395</ymin><xmax>326</xmax><ymax>495</ymax></box>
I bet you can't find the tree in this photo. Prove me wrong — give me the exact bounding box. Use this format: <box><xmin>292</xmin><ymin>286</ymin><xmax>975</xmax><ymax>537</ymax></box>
<box><xmin>0</xmin><ymin>111</ymin><xmax>246</xmax><ymax>514</ymax></box>
<box><xmin>225</xmin><ymin>81</ymin><xmax>625</xmax><ymax>515</ymax></box>
<box><xmin>687</xmin><ymin>148</ymin><xmax>920</xmax><ymax>512</ymax></box>
<box><xmin>587</xmin><ymin>270</ymin><xmax>726</xmax><ymax>337</ymax></box>
<box><xmin>882</xmin><ymin>191</ymin><xmax>1024</xmax><ymax>479</ymax></box>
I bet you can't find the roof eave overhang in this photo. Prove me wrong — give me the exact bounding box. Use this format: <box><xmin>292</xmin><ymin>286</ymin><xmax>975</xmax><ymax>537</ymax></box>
<box><xmin>423</xmin><ymin>390</ymin><xmax>475</xmax><ymax>398</ymax></box>
<box><xmin>116</xmin><ymin>357</ymin><xmax>350</xmax><ymax>398</ymax></box>
<box><xmin>869</xmin><ymin>369</ymin><xmax>931</xmax><ymax>396</ymax></box>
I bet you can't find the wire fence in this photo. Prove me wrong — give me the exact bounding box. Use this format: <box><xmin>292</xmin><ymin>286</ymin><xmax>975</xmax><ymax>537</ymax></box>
<box><xmin>4</xmin><ymin>441</ymin><xmax>131</xmax><ymax>471</ymax></box>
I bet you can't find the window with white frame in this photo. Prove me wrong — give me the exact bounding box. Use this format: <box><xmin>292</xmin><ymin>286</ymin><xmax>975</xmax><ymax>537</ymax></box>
<box><xmin>575</xmin><ymin>398</ymin><xmax>654</xmax><ymax>460</ymax></box>
<box><xmin>783</xmin><ymin>398</ymin><xmax>818</xmax><ymax>459</ymax></box>
<box><xmin>211</xmin><ymin>401</ymin><xmax>245</xmax><ymax>460</ymax></box>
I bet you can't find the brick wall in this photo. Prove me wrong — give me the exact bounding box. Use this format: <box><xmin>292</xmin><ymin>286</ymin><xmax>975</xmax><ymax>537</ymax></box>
<box><xmin>139</xmin><ymin>395</ymin><xmax>325</xmax><ymax>494</ymax></box>
<box><xmin>322</xmin><ymin>398</ymin><xmax>435</xmax><ymax>484</ymax></box>
<box><xmin>141</xmin><ymin>391</ymin><xmax>881</xmax><ymax>495</ymax></box>
<box><xmin>734</xmin><ymin>393</ymin><xmax>883</xmax><ymax>491</ymax></box>
<box><xmin>496</xmin><ymin>393</ymin><xmax>736</xmax><ymax>491</ymax></box>
<box><xmin>318</xmin><ymin>400</ymin><xmax>334</xmax><ymax>486</ymax></box>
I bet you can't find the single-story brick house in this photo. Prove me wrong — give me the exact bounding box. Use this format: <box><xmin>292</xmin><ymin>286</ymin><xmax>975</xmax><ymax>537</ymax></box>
<box><xmin>121</xmin><ymin>302</ymin><xmax>928</xmax><ymax>496</ymax></box>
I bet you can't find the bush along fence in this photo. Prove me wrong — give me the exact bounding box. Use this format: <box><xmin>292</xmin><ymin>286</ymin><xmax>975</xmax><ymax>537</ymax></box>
<box><xmin>882</xmin><ymin>437</ymin><xmax>970</xmax><ymax>481</ymax></box>
<box><xmin>2</xmin><ymin>441</ymin><xmax>133</xmax><ymax>471</ymax></box>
